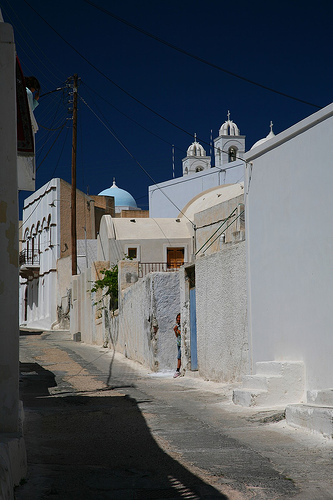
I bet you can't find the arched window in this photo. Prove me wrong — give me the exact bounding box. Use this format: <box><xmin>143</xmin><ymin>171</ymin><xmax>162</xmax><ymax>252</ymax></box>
<box><xmin>30</xmin><ymin>226</ymin><xmax>35</xmax><ymax>264</ymax></box>
<box><xmin>228</xmin><ymin>146</ymin><xmax>237</xmax><ymax>162</ymax></box>
<box><xmin>195</xmin><ymin>166</ymin><xmax>203</xmax><ymax>173</ymax></box>
<box><xmin>47</xmin><ymin>214</ymin><xmax>52</xmax><ymax>246</ymax></box>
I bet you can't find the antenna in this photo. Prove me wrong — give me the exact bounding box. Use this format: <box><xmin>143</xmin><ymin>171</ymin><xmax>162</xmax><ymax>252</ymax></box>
<box><xmin>172</xmin><ymin>145</ymin><xmax>175</xmax><ymax>178</ymax></box>
<box><xmin>210</xmin><ymin>129</ymin><xmax>213</xmax><ymax>157</ymax></box>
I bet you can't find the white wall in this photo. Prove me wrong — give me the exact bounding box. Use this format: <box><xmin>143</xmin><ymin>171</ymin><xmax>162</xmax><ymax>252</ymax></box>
<box><xmin>149</xmin><ymin>164</ymin><xmax>244</xmax><ymax>218</ymax></box>
<box><xmin>71</xmin><ymin>261</ymin><xmax>109</xmax><ymax>345</ymax></box>
<box><xmin>70</xmin><ymin>260</ymin><xmax>180</xmax><ymax>371</ymax></box>
<box><xmin>245</xmin><ymin>104</ymin><xmax>333</xmax><ymax>392</ymax></box>
<box><xmin>0</xmin><ymin>19</ymin><xmax>19</xmax><ymax>433</ymax></box>
<box><xmin>0</xmin><ymin>19</ymin><xmax>27</xmax><ymax>488</ymax></box>
<box><xmin>20</xmin><ymin>179</ymin><xmax>60</xmax><ymax>329</ymax></box>
<box><xmin>119</xmin><ymin>272</ymin><xmax>180</xmax><ymax>371</ymax></box>
<box><xmin>195</xmin><ymin>242</ymin><xmax>248</xmax><ymax>382</ymax></box>
<box><xmin>97</xmin><ymin>215</ymin><xmax>193</xmax><ymax>267</ymax></box>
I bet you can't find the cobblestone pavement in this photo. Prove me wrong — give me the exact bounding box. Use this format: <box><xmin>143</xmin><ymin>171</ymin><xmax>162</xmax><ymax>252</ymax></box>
<box><xmin>16</xmin><ymin>330</ymin><xmax>333</xmax><ymax>499</ymax></box>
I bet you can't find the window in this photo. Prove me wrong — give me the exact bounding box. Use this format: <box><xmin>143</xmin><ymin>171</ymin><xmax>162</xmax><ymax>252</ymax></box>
<box><xmin>127</xmin><ymin>248</ymin><xmax>137</xmax><ymax>259</ymax></box>
<box><xmin>167</xmin><ymin>248</ymin><xmax>184</xmax><ymax>269</ymax></box>
<box><xmin>228</xmin><ymin>146</ymin><xmax>237</xmax><ymax>162</ymax></box>
<box><xmin>195</xmin><ymin>166</ymin><xmax>203</xmax><ymax>172</ymax></box>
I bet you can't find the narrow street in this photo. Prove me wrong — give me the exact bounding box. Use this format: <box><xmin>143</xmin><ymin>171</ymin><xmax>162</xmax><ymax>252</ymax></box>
<box><xmin>16</xmin><ymin>330</ymin><xmax>333</xmax><ymax>500</ymax></box>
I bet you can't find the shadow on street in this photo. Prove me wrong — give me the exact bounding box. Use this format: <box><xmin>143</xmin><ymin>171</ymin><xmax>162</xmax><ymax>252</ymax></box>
<box><xmin>17</xmin><ymin>362</ymin><xmax>228</xmax><ymax>499</ymax></box>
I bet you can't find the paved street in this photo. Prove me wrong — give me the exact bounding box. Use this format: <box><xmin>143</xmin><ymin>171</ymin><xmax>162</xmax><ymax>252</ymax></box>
<box><xmin>16</xmin><ymin>330</ymin><xmax>333</xmax><ymax>500</ymax></box>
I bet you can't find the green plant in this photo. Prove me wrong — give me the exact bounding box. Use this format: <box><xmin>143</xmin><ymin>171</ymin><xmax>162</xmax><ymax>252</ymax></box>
<box><xmin>91</xmin><ymin>265</ymin><xmax>118</xmax><ymax>311</ymax></box>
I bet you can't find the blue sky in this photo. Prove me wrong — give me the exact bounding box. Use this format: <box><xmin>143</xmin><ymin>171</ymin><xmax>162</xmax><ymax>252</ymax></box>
<box><xmin>2</xmin><ymin>0</ymin><xmax>332</xmax><ymax>212</ymax></box>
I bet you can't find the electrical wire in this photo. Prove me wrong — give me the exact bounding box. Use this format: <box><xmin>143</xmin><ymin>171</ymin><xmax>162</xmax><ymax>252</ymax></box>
<box><xmin>39</xmin><ymin>87</ymin><xmax>65</xmax><ymax>98</ymax></box>
<box><xmin>80</xmin><ymin>83</ymin><xmax>247</xmax><ymax>176</ymax></box>
<box><xmin>36</xmin><ymin>122</ymin><xmax>67</xmax><ymax>172</ymax></box>
<box><xmin>22</xmin><ymin>1</ymin><xmax>251</xmax><ymax>166</ymax></box>
<box><xmin>78</xmin><ymin>94</ymin><xmax>195</xmax><ymax>226</ymax></box>
<box><xmin>195</xmin><ymin>206</ymin><xmax>238</xmax><ymax>255</ymax></box>
<box><xmin>81</xmin><ymin>81</ymin><xmax>185</xmax><ymax>152</ymax></box>
<box><xmin>196</xmin><ymin>208</ymin><xmax>245</xmax><ymax>256</ymax></box>
<box><xmin>84</xmin><ymin>0</ymin><xmax>321</xmax><ymax>110</ymax></box>
<box><xmin>20</xmin><ymin>0</ymin><xmax>241</xmax><ymax>161</ymax></box>
<box><xmin>36</xmin><ymin>87</ymin><xmax>68</xmax><ymax>156</ymax></box>
<box><xmin>203</xmin><ymin>210</ymin><xmax>245</xmax><ymax>254</ymax></box>
<box><xmin>1</xmin><ymin>0</ymin><xmax>68</xmax><ymax>84</ymax></box>
<box><xmin>19</xmin><ymin>125</ymin><xmax>71</xmax><ymax>229</ymax></box>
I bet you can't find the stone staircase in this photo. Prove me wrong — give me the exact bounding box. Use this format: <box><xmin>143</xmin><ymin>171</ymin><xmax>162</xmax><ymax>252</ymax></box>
<box><xmin>233</xmin><ymin>361</ymin><xmax>305</xmax><ymax>407</ymax></box>
<box><xmin>286</xmin><ymin>389</ymin><xmax>333</xmax><ymax>439</ymax></box>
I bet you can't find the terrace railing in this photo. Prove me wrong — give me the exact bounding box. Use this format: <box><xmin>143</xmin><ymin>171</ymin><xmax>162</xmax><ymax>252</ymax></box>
<box><xmin>19</xmin><ymin>248</ymin><xmax>40</xmax><ymax>267</ymax></box>
<box><xmin>138</xmin><ymin>261</ymin><xmax>184</xmax><ymax>278</ymax></box>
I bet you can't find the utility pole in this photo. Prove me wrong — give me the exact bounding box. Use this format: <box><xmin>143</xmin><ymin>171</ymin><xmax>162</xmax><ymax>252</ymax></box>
<box><xmin>71</xmin><ymin>74</ymin><xmax>78</xmax><ymax>275</ymax></box>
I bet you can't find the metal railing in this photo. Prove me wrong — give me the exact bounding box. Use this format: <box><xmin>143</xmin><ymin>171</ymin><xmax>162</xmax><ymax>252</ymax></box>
<box><xmin>139</xmin><ymin>261</ymin><xmax>184</xmax><ymax>278</ymax></box>
<box><xmin>19</xmin><ymin>248</ymin><xmax>40</xmax><ymax>266</ymax></box>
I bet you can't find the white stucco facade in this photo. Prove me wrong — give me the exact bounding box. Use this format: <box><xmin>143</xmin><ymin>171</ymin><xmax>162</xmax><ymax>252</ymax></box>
<box><xmin>149</xmin><ymin>116</ymin><xmax>245</xmax><ymax>218</ymax></box>
<box><xmin>149</xmin><ymin>164</ymin><xmax>244</xmax><ymax>218</ymax></box>
<box><xmin>97</xmin><ymin>215</ymin><xmax>193</xmax><ymax>267</ymax></box>
<box><xmin>194</xmin><ymin>241</ymin><xmax>248</xmax><ymax>382</ymax></box>
<box><xmin>20</xmin><ymin>179</ymin><xmax>61</xmax><ymax>330</ymax></box>
<box><xmin>71</xmin><ymin>259</ymin><xmax>180</xmax><ymax>372</ymax></box>
<box><xmin>0</xmin><ymin>18</ymin><xmax>27</xmax><ymax>492</ymax></box>
<box><xmin>244</xmin><ymin>102</ymin><xmax>333</xmax><ymax>394</ymax></box>
<box><xmin>118</xmin><ymin>271</ymin><xmax>180</xmax><ymax>371</ymax></box>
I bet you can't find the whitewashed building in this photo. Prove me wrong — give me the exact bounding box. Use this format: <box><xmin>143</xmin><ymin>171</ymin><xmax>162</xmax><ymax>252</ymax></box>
<box><xmin>97</xmin><ymin>214</ymin><xmax>193</xmax><ymax>274</ymax></box>
<box><xmin>233</xmin><ymin>102</ymin><xmax>333</xmax><ymax>437</ymax></box>
<box><xmin>0</xmin><ymin>15</ymin><xmax>27</xmax><ymax>493</ymax></box>
<box><xmin>149</xmin><ymin>113</ymin><xmax>245</xmax><ymax>218</ymax></box>
<box><xmin>19</xmin><ymin>178</ymin><xmax>114</xmax><ymax>330</ymax></box>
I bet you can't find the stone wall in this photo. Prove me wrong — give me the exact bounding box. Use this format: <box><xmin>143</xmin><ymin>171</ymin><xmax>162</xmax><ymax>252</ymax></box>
<box><xmin>180</xmin><ymin>241</ymin><xmax>248</xmax><ymax>382</ymax></box>
<box><xmin>71</xmin><ymin>260</ymin><xmax>180</xmax><ymax>373</ymax></box>
<box><xmin>118</xmin><ymin>271</ymin><xmax>180</xmax><ymax>371</ymax></box>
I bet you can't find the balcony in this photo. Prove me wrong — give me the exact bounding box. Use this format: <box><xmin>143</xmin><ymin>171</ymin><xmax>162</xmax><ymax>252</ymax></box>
<box><xmin>19</xmin><ymin>249</ymin><xmax>40</xmax><ymax>278</ymax></box>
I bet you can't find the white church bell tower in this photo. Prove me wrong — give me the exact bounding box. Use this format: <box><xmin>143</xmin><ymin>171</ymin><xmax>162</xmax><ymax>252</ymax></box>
<box><xmin>182</xmin><ymin>134</ymin><xmax>211</xmax><ymax>176</ymax></box>
<box><xmin>214</xmin><ymin>111</ymin><xmax>245</xmax><ymax>167</ymax></box>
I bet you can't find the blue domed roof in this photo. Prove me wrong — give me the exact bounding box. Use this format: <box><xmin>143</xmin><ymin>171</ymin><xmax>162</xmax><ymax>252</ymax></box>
<box><xmin>98</xmin><ymin>180</ymin><xmax>137</xmax><ymax>208</ymax></box>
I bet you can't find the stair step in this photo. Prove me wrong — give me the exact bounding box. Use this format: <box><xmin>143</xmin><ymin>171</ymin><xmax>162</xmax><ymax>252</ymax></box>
<box><xmin>286</xmin><ymin>404</ymin><xmax>333</xmax><ymax>439</ymax></box>
<box><xmin>233</xmin><ymin>361</ymin><xmax>305</xmax><ymax>408</ymax></box>
<box><xmin>242</xmin><ymin>374</ymin><xmax>287</xmax><ymax>392</ymax></box>
<box><xmin>256</xmin><ymin>361</ymin><xmax>304</xmax><ymax>377</ymax></box>
<box><xmin>232</xmin><ymin>388</ymin><xmax>267</xmax><ymax>407</ymax></box>
<box><xmin>307</xmin><ymin>389</ymin><xmax>333</xmax><ymax>406</ymax></box>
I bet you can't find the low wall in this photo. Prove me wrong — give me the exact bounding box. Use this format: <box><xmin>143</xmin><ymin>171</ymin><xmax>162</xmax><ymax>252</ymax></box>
<box><xmin>71</xmin><ymin>261</ymin><xmax>109</xmax><ymax>345</ymax></box>
<box><xmin>118</xmin><ymin>271</ymin><xmax>180</xmax><ymax>371</ymax></box>
<box><xmin>71</xmin><ymin>261</ymin><xmax>180</xmax><ymax>373</ymax></box>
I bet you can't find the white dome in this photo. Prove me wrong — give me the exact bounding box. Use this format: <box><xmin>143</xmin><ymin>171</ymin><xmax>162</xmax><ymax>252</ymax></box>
<box><xmin>219</xmin><ymin>120</ymin><xmax>240</xmax><ymax>136</ymax></box>
<box><xmin>187</xmin><ymin>139</ymin><xmax>206</xmax><ymax>157</ymax></box>
<box><xmin>251</xmin><ymin>122</ymin><xmax>275</xmax><ymax>150</ymax></box>
<box><xmin>219</xmin><ymin>112</ymin><xmax>240</xmax><ymax>136</ymax></box>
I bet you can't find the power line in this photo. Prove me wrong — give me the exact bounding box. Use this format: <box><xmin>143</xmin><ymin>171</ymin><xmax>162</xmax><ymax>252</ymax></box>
<box><xmin>81</xmin><ymin>81</ymin><xmax>184</xmax><ymax>152</ymax></box>
<box><xmin>22</xmin><ymin>0</ymin><xmax>251</xmax><ymax>165</ymax></box>
<box><xmin>83</xmin><ymin>0</ymin><xmax>321</xmax><ymax>110</ymax></box>
<box><xmin>1</xmin><ymin>0</ymin><xmax>67</xmax><ymax>85</ymax></box>
<box><xmin>19</xmin><ymin>125</ymin><xmax>70</xmax><ymax>229</ymax></box>
<box><xmin>36</xmin><ymin>122</ymin><xmax>67</xmax><ymax>172</ymax></box>
<box><xmin>78</xmin><ymin>94</ymin><xmax>195</xmax><ymax>226</ymax></box>
<box><xmin>22</xmin><ymin>0</ymin><xmax>194</xmax><ymax>137</ymax></box>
